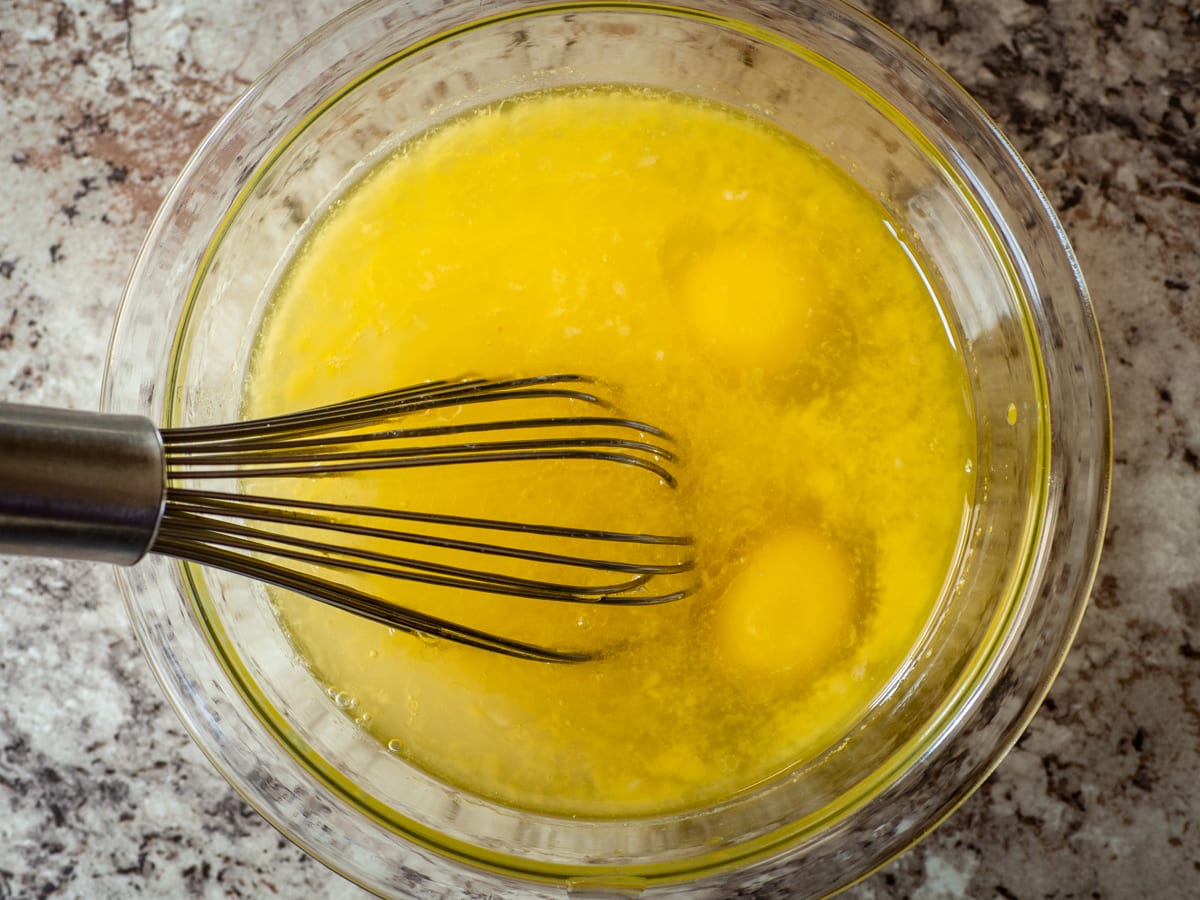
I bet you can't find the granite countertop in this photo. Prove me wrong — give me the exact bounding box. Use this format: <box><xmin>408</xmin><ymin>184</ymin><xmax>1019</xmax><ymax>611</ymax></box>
<box><xmin>0</xmin><ymin>1</ymin><xmax>1196</xmax><ymax>897</ymax></box>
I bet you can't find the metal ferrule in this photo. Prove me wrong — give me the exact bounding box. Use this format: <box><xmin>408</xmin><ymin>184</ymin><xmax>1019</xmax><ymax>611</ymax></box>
<box><xmin>0</xmin><ymin>403</ymin><xmax>165</xmax><ymax>565</ymax></box>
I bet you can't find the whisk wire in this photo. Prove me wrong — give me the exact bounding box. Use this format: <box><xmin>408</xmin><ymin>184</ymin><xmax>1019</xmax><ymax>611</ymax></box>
<box><xmin>162</xmin><ymin>492</ymin><xmax>691</xmax><ymax>580</ymax></box>
<box><xmin>161</xmin><ymin>375</ymin><xmax>629</xmax><ymax>444</ymax></box>
<box><xmin>156</xmin><ymin>513</ymin><xmax>668</xmax><ymax>601</ymax></box>
<box><xmin>155</xmin><ymin>535</ymin><xmax>590</xmax><ymax>663</ymax></box>
<box><xmin>167</xmin><ymin>488</ymin><xmax>692</xmax><ymax>546</ymax></box>
<box><xmin>163</xmin><ymin>415</ymin><xmax>673</xmax><ymax>454</ymax></box>
<box><xmin>153</xmin><ymin>374</ymin><xmax>694</xmax><ymax>661</ymax></box>
<box><xmin>167</xmin><ymin>447</ymin><xmax>678</xmax><ymax>485</ymax></box>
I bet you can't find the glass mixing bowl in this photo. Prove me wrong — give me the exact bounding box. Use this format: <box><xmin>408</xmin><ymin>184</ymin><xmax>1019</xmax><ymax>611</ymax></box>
<box><xmin>102</xmin><ymin>0</ymin><xmax>1110</xmax><ymax>896</ymax></box>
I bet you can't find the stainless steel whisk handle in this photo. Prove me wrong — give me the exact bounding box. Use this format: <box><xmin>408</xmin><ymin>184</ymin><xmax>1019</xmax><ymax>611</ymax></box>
<box><xmin>0</xmin><ymin>403</ymin><xmax>165</xmax><ymax>565</ymax></box>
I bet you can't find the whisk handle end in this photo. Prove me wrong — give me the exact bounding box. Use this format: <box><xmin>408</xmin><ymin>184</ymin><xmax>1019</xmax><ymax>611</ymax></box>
<box><xmin>0</xmin><ymin>404</ymin><xmax>165</xmax><ymax>565</ymax></box>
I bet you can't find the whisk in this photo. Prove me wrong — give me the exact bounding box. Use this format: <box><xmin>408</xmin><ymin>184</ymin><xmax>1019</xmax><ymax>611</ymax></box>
<box><xmin>0</xmin><ymin>374</ymin><xmax>694</xmax><ymax>662</ymax></box>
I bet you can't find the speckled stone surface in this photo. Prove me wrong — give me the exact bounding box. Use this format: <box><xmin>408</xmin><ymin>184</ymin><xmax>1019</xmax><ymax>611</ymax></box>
<box><xmin>0</xmin><ymin>1</ymin><xmax>1196</xmax><ymax>897</ymax></box>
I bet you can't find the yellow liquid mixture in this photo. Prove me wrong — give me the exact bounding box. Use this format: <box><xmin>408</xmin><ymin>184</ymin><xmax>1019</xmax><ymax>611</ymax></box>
<box><xmin>245</xmin><ymin>87</ymin><xmax>974</xmax><ymax>817</ymax></box>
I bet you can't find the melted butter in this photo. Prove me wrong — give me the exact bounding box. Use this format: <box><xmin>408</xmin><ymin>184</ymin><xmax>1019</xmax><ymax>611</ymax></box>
<box><xmin>245</xmin><ymin>87</ymin><xmax>974</xmax><ymax>817</ymax></box>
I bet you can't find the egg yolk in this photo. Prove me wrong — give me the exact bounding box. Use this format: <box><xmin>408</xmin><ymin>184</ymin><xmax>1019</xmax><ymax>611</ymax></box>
<box><xmin>678</xmin><ymin>235</ymin><xmax>825</xmax><ymax>373</ymax></box>
<box><xmin>715</xmin><ymin>528</ymin><xmax>857</xmax><ymax>678</ymax></box>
